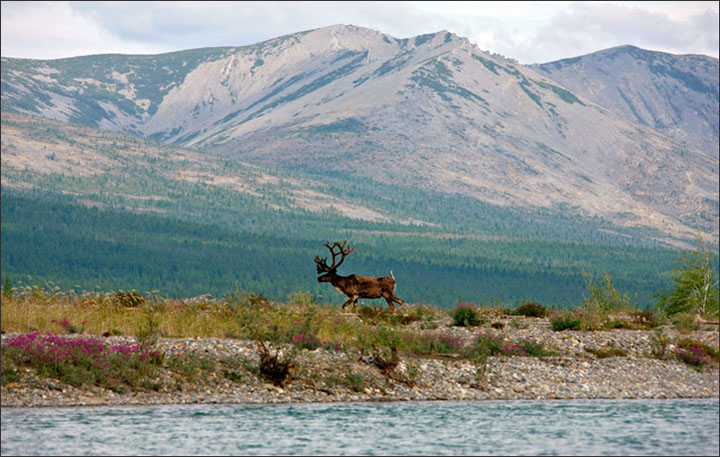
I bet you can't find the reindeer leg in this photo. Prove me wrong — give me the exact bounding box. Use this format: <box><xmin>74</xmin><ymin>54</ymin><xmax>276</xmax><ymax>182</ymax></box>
<box><xmin>383</xmin><ymin>295</ymin><xmax>395</xmax><ymax>312</ymax></box>
<box><xmin>342</xmin><ymin>297</ymin><xmax>355</xmax><ymax>309</ymax></box>
<box><xmin>387</xmin><ymin>293</ymin><xmax>404</xmax><ymax>309</ymax></box>
<box><xmin>342</xmin><ymin>295</ymin><xmax>359</xmax><ymax>310</ymax></box>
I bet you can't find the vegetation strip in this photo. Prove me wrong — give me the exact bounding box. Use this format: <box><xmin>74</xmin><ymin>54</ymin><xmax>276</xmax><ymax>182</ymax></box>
<box><xmin>2</xmin><ymin>283</ymin><xmax>717</xmax><ymax>407</ymax></box>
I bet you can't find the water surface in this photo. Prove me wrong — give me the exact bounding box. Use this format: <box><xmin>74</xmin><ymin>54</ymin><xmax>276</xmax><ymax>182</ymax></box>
<box><xmin>2</xmin><ymin>399</ymin><xmax>718</xmax><ymax>455</ymax></box>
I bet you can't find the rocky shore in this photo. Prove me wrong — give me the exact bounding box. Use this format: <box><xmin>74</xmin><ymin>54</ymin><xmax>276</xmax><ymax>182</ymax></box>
<box><xmin>2</xmin><ymin>315</ymin><xmax>718</xmax><ymax>408</ymax></box>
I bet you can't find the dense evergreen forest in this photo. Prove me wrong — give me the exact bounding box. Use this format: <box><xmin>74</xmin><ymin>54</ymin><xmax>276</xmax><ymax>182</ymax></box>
<box><xmin>1</xmin><ymin>190</ymin><xmax>691</xmax><ymax>308</ymax></box>
<box><xmin>3</xmin><ymin>113</ymin><xmax>715</xmax><ymax>308</ymax></box>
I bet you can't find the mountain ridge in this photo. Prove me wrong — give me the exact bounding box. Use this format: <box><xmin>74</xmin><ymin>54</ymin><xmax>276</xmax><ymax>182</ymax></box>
<box><xmin>1</xmin><ymin>24</ymin><xmax>718</xmax><ymax>247</ymax></box>
<box><xmin>534</xmin><ymin>44</ymin><xmax>719</xmax><ymax>155</ymax></box>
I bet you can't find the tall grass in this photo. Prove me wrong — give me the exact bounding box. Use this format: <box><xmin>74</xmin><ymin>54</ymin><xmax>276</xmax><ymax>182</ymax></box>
<box><xmin>3</xmin><ymin>282</ymin><xmax>716</xmax><ymax>393</ymax></box>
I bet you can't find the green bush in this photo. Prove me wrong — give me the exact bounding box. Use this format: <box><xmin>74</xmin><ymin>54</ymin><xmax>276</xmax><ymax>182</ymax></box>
<box><xmin>518</xmin><ymin>338</ymin><xmax>554</xmax><ymax>357</ymax></box>
<box><xmin>671</xmin><ymin>313</ymin><xmax>700</xmax><ymax>333</ymax></box>
<box><xmin>550</xmin><ymin>313</ymin><xmax>581</xmax><ymax>331</ymax></box>
<box><xmin>450</xmin><ymin>303</ymin><xmax>482</xmax><ymax>327</ymax></box>
<box><xmin>582</xmin><ymin>271</ymin><xmax>636</xmax><ymax>315</ymax></box>
<box><xmin>468</xmin><ymin>332</ymin><xmax>505</xmax><ymax>356</ymax></box>
<box><xmin>512</xmin><ymin>301</ymin><xmax>547</xmax><ymax>318</ymax></box>
<box><xmin>655</xmin><ymin>235</ymin><xmax>719</xmax><ymax>319</ymax></box>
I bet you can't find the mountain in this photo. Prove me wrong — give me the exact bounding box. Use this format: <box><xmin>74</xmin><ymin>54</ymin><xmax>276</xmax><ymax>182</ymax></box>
<box><xmin>534</xmin><ymin>45</ymin><xmax>719</xmax><ymax>156</ymax></box>
<box><xmin>1</xmin><ymin>25</ymin><xmax>718</xmax><ymax>247</ymax></box>
<box><xmin>0</xmin><ymin>112</ymin><xmax>687</xmax><ymax>306</ymax></box>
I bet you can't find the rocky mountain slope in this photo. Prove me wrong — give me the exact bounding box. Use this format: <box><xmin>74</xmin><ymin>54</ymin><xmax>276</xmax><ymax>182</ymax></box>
<box><xmin>534</xmin><ymin>45</ymin><xmax>719</xmax><ymax>156</ymax></box>
<box><xmin>1</xmin><ymin>25</ymin><xmax>717</xmax><ymax>245</ymax></box>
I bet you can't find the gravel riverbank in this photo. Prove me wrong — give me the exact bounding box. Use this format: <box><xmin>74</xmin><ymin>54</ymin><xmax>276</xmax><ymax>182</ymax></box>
<box><xmin>2</xmin><ymin>315</ymin><xmax>718</xmax><ymax>408</ymax></box>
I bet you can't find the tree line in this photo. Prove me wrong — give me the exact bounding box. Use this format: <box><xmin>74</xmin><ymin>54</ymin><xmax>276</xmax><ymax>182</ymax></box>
<box><xmin>1</xmin><ymin>190</ymin><xmax>691</xmax><ymax>308</ymax></box>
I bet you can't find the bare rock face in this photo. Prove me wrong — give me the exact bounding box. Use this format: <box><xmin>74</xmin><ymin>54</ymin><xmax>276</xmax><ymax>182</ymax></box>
<box><xmin>1</xmin><ymin>25</ymin><xmax>718</xmax><ymax>243</ymax></box>
<box><xmin>534</xmin><ymin>45</ymin><xmax>719</xmax><ymax>157</ymax></box>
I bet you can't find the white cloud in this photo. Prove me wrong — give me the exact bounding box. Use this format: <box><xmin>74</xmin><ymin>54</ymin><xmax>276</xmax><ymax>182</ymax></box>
<box><xmin>1</xmin><ymin>1</ymin><xmax>169</xmax><ymax>58</ymax></box>
<box><xmin>407</xmin><ymin>1</ymin><xmax>720</xmax><ymax>63</ymax></box>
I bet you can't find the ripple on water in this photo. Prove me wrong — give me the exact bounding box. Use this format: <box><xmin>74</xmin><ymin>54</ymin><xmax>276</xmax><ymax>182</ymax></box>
<box><xmin>1</xmin><ymin>399</ymin><xmax>718</xmax><ymax>456</ymax></box>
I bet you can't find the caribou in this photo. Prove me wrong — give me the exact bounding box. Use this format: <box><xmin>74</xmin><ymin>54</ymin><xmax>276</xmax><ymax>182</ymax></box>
<box><xmin>314</xmin><ymin>241</ymin><xmax>404</xmax><ymax>311</ymax></box>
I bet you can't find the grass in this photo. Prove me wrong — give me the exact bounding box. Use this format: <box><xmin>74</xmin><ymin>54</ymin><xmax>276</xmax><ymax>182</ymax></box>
<box><xmin>1</xmin><ymin>284</ymin><xmax>717</xmax><ymax>391</ymax></box>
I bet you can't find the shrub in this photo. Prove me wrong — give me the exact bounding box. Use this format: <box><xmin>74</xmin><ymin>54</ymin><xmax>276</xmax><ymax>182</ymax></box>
<box><xmin>256</xmin><ymin>340</ymin><xmax>296</xmax><ymax>386</ymax></box>
<box><xmin>512</xmin><ymin>301</ymin><xmax>547</xmax><ymax>318</ymax></box>
<box><xmin>550</xmin><ymin>313</ymin><xmax>581</xmax><ymax>331</ymax></box>
<box><xmin>469</xmin><ymin>332</ymin><xmax>505</xmax><ymax>357</ymax></box>
<box><xmin>422</xmin><ymin>332</ymin><xmax>466</xmax><ymax>354</ymax></box>
<box><xmin>371</xmin><ymin>346</ymin><xmax>399</xmax><ymax>374</ymax></box>
<box><xmin>648</xmin><ymin>329</ymin><xmax>669</xmax><ymax>359</ymax></box>
<box><xmin>499</xmin><ymin>342</ymin><xmax>526</xmax><ymax>356</ymax></box>
<box><xmin>357</xmin><ymin>305</ymin><xmax>411</xmax><ymax>325</ymax></box>
<box><xmin>582</xmin><ymin>271</ymin><xmax>637</xmax><ymax>315</ymax></box>
<box><xmin>450</xmin><ymin>303</ymin><xmax>482</xmax><ymax>327</ymax></box>
<box><xmin>628</xmin><ymin>310</ymin><xmax>662</xmax><ymax>329</ymax></box>
<box><xmin>3</xmin><ymin>275</ymin><xmax>13</xmax><ymax>300</ymax></box>
<box><xmin>358</xmin><ymin>324</ymin><xmax>402</xmax><ymax>352</ymax></box>
<box><xmin>166</xmin><ymin>347</ymin><xmax>216</xmax><ymax>381</ymax></box>
<box><xmin>517</xmin><ymin>338</ymin><xmax>554</xmax><ymax>357</ymax></box>
<box><xmin>655</xmin><ymin>234</ymin><xmax>719</xmax><ymax>319</ymax></box>
<box><xmin>394</xmin><ymin>330</ymin><xmax>466</xmax><ymax>356</ymax></box>
<box><xmin>603</xmin><ymin>319</ymin><xmax>635</xmax><ymax>330</ymax></box>
<box><xmin>344</xmin><ymin>372</ymin><xmax>366</xmax><ymax>393</ymax></box>
<box><xmin>674</xmin><ymin>338</ymin><xmax>718</xmax><ymax>371</ymax></box>
<box><xmin>671</xmin><ymin>313</ymin><xmax>700</xmax><ymax>333</ymax></box>
<box><xmin>113</xmin><ymin>289</ymin><xmax>146</xmax><ymax>307</ymax></box>
<box><xmin>288</xmin><ymin>291</ymin><xmax>314</xmax><ymax>306</ymax></box>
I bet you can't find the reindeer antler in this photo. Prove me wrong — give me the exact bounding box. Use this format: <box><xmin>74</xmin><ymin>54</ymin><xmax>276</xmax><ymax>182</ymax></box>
<box><xmin>315</xmin><ymin>240</ymin><xmax>355</xmax><ymax>274</ymax></box>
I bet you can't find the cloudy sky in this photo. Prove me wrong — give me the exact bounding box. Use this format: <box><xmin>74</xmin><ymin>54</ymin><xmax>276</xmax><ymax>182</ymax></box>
<box><xmin>2</xmin><ymin>1</ymin><xmax>718</xmax><ymax>64</ymax></box>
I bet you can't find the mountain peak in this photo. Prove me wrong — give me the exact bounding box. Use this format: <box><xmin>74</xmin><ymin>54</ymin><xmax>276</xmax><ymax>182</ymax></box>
<box><xmin>1</xmin><ymin>27</ymin><xmax>717</xmax><ymax>246</ymax></box>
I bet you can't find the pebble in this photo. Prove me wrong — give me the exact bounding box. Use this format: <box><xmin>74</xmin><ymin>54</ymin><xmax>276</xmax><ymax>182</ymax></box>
<box><xmin>2</xmin><ymin>317</ymin><xmax>718</xmax><ymax>408</ymax></box>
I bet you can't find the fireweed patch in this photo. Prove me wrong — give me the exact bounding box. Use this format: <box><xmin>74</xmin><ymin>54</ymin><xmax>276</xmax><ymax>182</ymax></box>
<box><xmin>674</xmin><ymin>339</ymin><xmax>719</xmax><ymax>371</ymax></box>
<box><xmin>291</xmin><ymin>331</ymin><xmax>344</xmax><ymax>352</ymax></box>
<box><xmin>0</xmin><ymin>333</ymin><xmax>219</xmax><ymax>392</ymax></box>
<box><xmin>549</xmin><ymin>311</ymin><xmax>582</xmax><ymax>331</ymax></box>
<box><xmin>467</xmin><ymin>333</ymin><xmax>551</xmax><ymax>358</ymax></box>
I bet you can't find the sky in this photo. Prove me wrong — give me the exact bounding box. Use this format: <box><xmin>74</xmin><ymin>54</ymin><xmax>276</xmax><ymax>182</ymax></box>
<box><xmin>1</xmin><ymin>1</ymin><xmax>718</xmax><ymax>64</ymax></box>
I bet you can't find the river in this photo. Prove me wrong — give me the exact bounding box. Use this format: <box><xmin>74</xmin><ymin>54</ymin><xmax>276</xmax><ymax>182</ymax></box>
<box><xmin>2</xmin><ymin>399</ymin><xmax>718</xmax><ymax>455</ymax></box>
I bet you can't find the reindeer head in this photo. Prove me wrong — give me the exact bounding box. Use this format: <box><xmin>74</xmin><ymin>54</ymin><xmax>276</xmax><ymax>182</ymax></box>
<box><xmin>314</xmin><ymin>240</ymin><xmax>355</xmax><ymax>282</ymax></box>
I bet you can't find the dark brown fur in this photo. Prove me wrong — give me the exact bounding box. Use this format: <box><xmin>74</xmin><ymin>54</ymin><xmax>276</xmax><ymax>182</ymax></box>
<box><xmin>318</xmin><ymin>271</ymin><xmax>404</xmax><ymax>310</ymax></box>
<box><xmin>315</xmin><ymin>241</ymin><xmax>404</xmax><ymax>311</ymax></box>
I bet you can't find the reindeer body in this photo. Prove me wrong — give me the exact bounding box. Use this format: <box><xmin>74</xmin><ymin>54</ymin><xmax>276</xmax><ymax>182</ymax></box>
<box><xmin>315</xmin><ymin>241</ymin><xmax>404</xmax><ymax>311</ymax></box>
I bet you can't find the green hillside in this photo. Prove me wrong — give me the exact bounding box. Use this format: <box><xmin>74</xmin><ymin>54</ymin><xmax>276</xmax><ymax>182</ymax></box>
<box><xmin>1</xmin><ymin>113</ymin><xmax>709</xmax><ymax>308</ymax></box>
<box><xmin>1</xmin><ymin>190</ymin><xmax>683</xmax><ymax>308</ymax></box>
